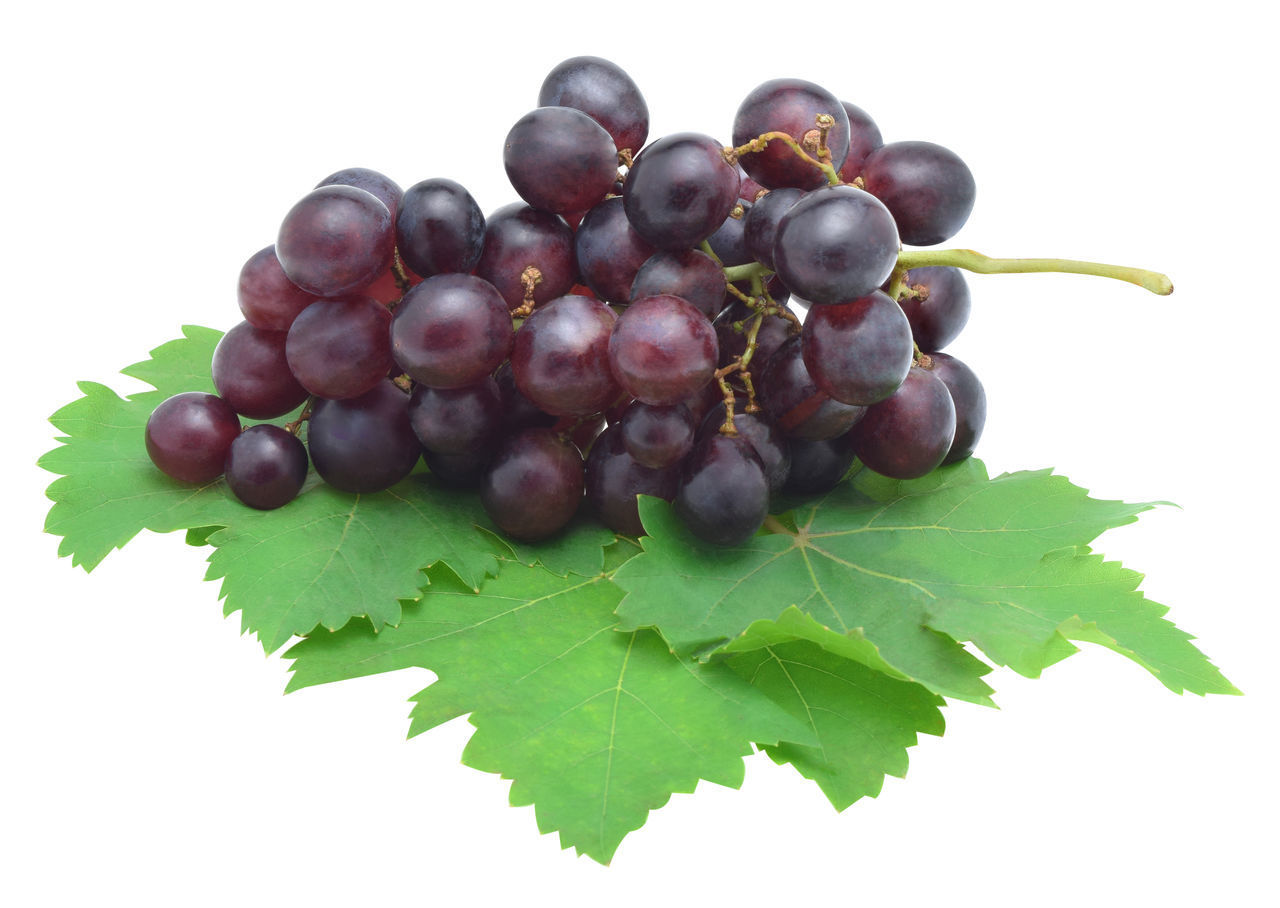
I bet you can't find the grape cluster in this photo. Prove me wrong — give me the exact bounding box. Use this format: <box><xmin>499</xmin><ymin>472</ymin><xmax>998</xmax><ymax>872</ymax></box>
<box><xmin>144</xmin><ymin>56</ymin><xmax>987</xmax><ymax>546</ymax></box>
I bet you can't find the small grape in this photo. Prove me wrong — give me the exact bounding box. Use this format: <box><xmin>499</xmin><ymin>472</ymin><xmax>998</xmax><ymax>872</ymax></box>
<box><xmin>224</xmin><ymin>425</ymin><xmax>309</xmax><ymax>510</ymax></box>
<box><xmin>144</xmin><ymin>392</ymin><xmax>241</xmax><ymax>484</ymax></box>
<box><xmin>608</xmin><ymin>295</ymin><xmax>718</xmax><ymax>406</ymax></box>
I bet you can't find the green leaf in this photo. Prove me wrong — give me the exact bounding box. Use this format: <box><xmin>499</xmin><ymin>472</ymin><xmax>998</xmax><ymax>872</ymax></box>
<box><xmin>40</xmin><ymin>327</ymin><xmax>242</xmax><ymax>570</ymax></box>
<box><xmin>286</xmin><ymin>559</ymin><xmax>814</xmax><ymax>864</ymax></box>
<box><xmin>725</xmin><ymin>639</ymin><xmax>945</xmax><ymax>810</ymax></box>
<box><xmin>614</xmin><ymin>459</ymin><xmax>1233</xmax><ymax>699</ymax></box>
<box><xmin>483</xmin><ymin>511</ymin><xmax>618</xmax><ymax>577</ymax></box>
<box><xmin>205</xmin><ymin>476</ymin><xmax>504</xmax><ymax>653</ymax></box>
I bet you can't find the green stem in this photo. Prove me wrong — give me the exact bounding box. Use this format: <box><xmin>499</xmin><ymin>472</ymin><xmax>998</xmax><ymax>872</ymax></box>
<box><xmin>722</xmin><ymin>262</ymin><xmax>770</xmax><ymax>284</ymax></box>
<box><xmin>897</xmin><ymin>248</ymin><xmax>1173</xmax><ymax>295</ymax></box>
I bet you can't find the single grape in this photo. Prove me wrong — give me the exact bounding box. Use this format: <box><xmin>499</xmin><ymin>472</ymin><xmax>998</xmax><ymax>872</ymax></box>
<box><xmin>307</xmin><ymin>380</ymin><xmax>421</xmax><ymax>493</ymax></box>
<box><xmin>706</xmin><ymin>199</ymin><xmax>754</xmax><ymax>266</ymax></box>
<box><xmin>925</xmin><ymin>352</ymin><xmax>986</xmax><ymax>464</ymax></box>
<box><xmin>608</xmin><ymin>294</ymin><xmax>718</xmax><ymax>406</ymax></box>
<box><xmin>849</xmin><ymin>366</ymin><xmax>956</xmax><ymax>479</ymax></box>
<box><xmin>390</xmin><ymin>274</ymin><xmax>514</xmax><ymax>389</ymax></box>
<box><xmin>896</xmin><ymin>266</ymin><xmax>971</xmax><ymax>350</ymax></box>
<box><xmin>510</xmin><ymin>294</ymin><xmax>619</xmax><ymax>417</ymax></box>
<box><xmin>630</xmin><ymin>249</ymin><xmax>726</xmax><ymax>319</ymax></box>
<box><xmin>773</xmin><ymin>184</ymin><xmax>900</xmax><ymax>305</ymax></box>
<box><xmin>503</xmin><ymin>106</ymin><xmax>617</xmax><ymax>214</ymax></box>
<box><xmin>276</xmin><ymin>185</ymin><xmax>395</xmax><ymax>296</ymax></box>
<box><xmin>237</xmin><ymin>245</ymin><xmax>318</xmax><ymax>332</ymax></box>
<box><xmin>622</xmin><ymin>132</ymin><xmax>740</xmax><ymax>251</ymax></box>
<box><xmin>732</xmin><ymin>78</ymin><xmax>851</xmax><ymax>189</ymax></box>
<box><xmin>675</xmin><ymin>433</ymin><xmax>769</xmax><ymax>546</ymax></box>
<box><xmin>396</xmin><ymin>178</ymin><xmax>485</xmax><ymax>278</ymax></box>
<box><xmin>144</xmin><ymin>392</ymin><xmax>241</xmax><ymax>484</ymax></box>
<box><xmin>782</xmin><ymin>434</ymin><xmax>856</xmax><ymax>496</ymax></box>
<box><xmin>211</xmin><ymin>321</ymin><xmax>308</xmax><ymax>419</ymax></box>
<box><xmin>697</xmin><ymin>405</ymin><xmax>791</xmax><ymax>496</ymax></box>
<box><xmin>575</xmin><ymin>196</ymin><xmax>656</xmax><ymax>302</ymax></box>
<box><xmin>316</xmin><ymin>167</ymin><xmax>404</xmax><ymax>222</ymax></box>
<box><xmin>285</xmin><ymin>295</ymin><xmax>393</xmax><ymax>400</ymax></box>
<box><xmin>480</xmin><ymin>428</ymin><xmax>584</xmax><ymax>541</ymax></box>
<box><xmin>585</xmin><ymin>426</ymin><xmax>679</xmax><ymax>536</ymax></box>
<box><xmin>224</xmin><ymin>424</ymin><xmax>309</xmax><ymax>510</ymax></box>
<box><xmin>407</xmin><ymin>377</ymin><xmax>503</xmax><ymax>455</ymax></box>
<box><xmin>617</xmin><ymin>401</ymin><xmax>697</xmax><ymax>469</ymax></box>
<box><xmin>758</xmin><ymin>335</ymin><xmax>866</xmax><ymax>440</ymax></box>
<box><xmin>475</xmin><ymin>203</ymin><xmax>576</xmax><ymax>311</ymax></box>
<box><xmin>801</xmin><ymin>291</ymin><xmax>913</xmax><ymax>405</ymax></box>
<box><xmin>835</xmin><ymin>101</ymin><xmax>883</xmax><ymax>183</ymax></box>
<box><xmin>861</xmin><ymin>140</ymin><xmax>976</xmax><ymax>246</ymax></box>
<box><xmin>538</xmin><ymin>56</ymin><xmax>649</xmax><ymax>155</ymax></box>
<box><xmin>743</xmin><ymin>187</ymin><xmax>805</xmax><ymax>270</ymax></box>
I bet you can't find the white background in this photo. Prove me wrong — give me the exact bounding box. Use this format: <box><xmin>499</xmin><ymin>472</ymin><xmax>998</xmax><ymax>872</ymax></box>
<box><xmin>4</xmin><ymin>1</ymin><xmax>1276</xmax><ymax>904</ymax></box>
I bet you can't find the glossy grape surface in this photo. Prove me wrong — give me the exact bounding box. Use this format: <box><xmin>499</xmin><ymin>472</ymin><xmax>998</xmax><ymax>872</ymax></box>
<box><xmin>511</xmin><ymin>294</ymin><xmax>619</xmax><ymax>417</ymax></box>
<box><xmin>504</xmin><ymin>106</ymin><xmax>617</xmax><ymax>215</ymax></box>
<box><xmin>575</xmin><ymin>197</ymin><xmax>656</xmax><ymax>303</ymax></box>
<box><xmin>276</xmin><ymin>185</ymin><xmax>395</xmax><ymax>296</ymax></box>
<box><xmin>926</xmin><ymin>352</ymin><xmax>986</xmax><ymax>464</ymax></box>
<box><xmin>585</xmin><ymin>427</ymin><xmax>678</xmax><ymax>536</ymax></box>
<box><xmin>675</xmin><ymin>433</ymin><xmax>768</xmax><ymax>546</ymax></box>
<box><xmin>862</xmin><ymin>140</ymin><xmax>976</xmax><ymax>246</ymax></box>
<box><xmin>759</xmin><ymin>336</ymin><xmax>866</xmax><ymax>440</ymax></box>
<box><xmin>835</xmin><ymin>101</ymin><xmax>883</xmax><ymax>183</ymax></box>
<box><xmin>622</xmin><ymin>132</ymin><xmax>739</xmax><ymax>251</ymax></box>
<box><xmin>608</xmin><ymin>295</ymin><xmax>718</xmax><ymax>406</ymax></box>
<box><xmin>307</xmin><ymin>381</ymin><xmax>421</xmax><ymax>493</ymax></box>
<box><xmin>697</xmin><ymin>406</ymin><xmax>791</xmax><ymax>496</ymax></box>
<box><xmin>408</xmin><ymin>377</ymin><xmax>503</xmax><ymax>455</ymax></box>
<box><xmin>212</xmin><ymin>321</ymin><xmax>308</xmax><ymax>419</ymax></box>
<box><xmin>538</xmin><ymin>55</ymin><xmax>649</xmax><ymax>154</ymax></box>
<box><xmin>480</xmin><ymin>428</ymin><xmax>584</xmax><ymax>541</ymax></box>
<box><xmin>237</xmin><ymin>245</ymin><xmax>318</xmax><ymax>332</ymax></box>
<box><xmin>391</xmin><ymin>274</ymin><xmax>514</xmax><ymax>389</ymax></box>
<box><xmin>617</xmin><ymin>401</ymin><xmax>697</xmax><ymax>469</ymax></box>
<box><xmin>144</xmin><ymin>392</ymin><xmax>241</xmax><ymax>484</ymax></box>
<box><xmin>801</xmin><ymin>291</ymin><xmax>913</xmax><ymax>405</ymax></box>
<box><xmin>732</xmin><ymin>78</ymin><xmax>851</xmax><ymax>190</ymax></box>
<box><xmin>897</xmin><ymin>266</ymin><xmax>971</xmax><ymax>351</ymax></box>
<box><xmin>224</xmin><ymin>425</ymin><xmax>309</xmax><ymax>510</ymax></box>
<box><xmin>396</xmin><ymin>178</ymin><xmax>485</xmax><ymax>278</ymax></box>
<box><xmin>773</xmin><ymin>184</ymin><xmax>900</xmax><ymax>305</ymax></box>
<box><xmin>475</xmin><ymin>203</ymin><xmax>576</xmax><ymax>310</ymax></box>
<box><xmin>316</xmin><ymin>167</ymin><xmax>403</xmax><ymax>222</ymax></box>
<box><xmin>286</xmin><ymin>296</ymin><xmax>393</xmax><ymax>400</ymax></box>
<box><xmin>706</xmin><ymin>200</ymin><xmax>753</xmax><ymax>266</ymax></box>
<box><xmin>849</xmin><ymin>366</ymin><xmax>956</xmax><ymax>479</ymax></box>
<box><xmin>743</xmin><ymin>187</ymin><xmax>804</xmax><ymax>270</ymax></box>
<box><xmin>629</xmin><ymin>249</ymin><xmax>726</xmax><ymax>319</ymax></box>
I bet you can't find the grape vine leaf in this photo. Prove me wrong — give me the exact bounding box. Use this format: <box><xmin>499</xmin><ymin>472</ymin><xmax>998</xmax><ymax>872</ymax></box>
<box><xmin>286</xmin><ymin>553</ymin><xmax>816</xmax><ymax>864</ymax></box>
<box><xmin>614</xmin><ymin>460</ymin><xmax>1236</xmax><ymax>697</ymax></box>
<box><xmin>724</xmin><ymin>638</ymin><xmax>946</xmax><ymax>810</ymax></box>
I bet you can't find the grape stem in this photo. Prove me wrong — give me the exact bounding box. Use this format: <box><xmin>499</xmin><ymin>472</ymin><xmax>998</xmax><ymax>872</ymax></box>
<box><xmin>897</xmin><ymin>248</ymin><xmax>1174</xmax><ymax>295</ymax></box>
<box><xmin>284</xmin><ymin>398</ymin><xmax>314</xmax><ymax>436</ymax></box>
<box><xmin>727</xmin><ymin>130</ymin><xmax>841</xmax><ymax>187</ymax></box>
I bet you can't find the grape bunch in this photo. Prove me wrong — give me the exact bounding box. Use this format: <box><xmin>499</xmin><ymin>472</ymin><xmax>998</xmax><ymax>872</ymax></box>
<box><xmin>145</xmin><ymin>55</ymin><xmax>1155</xmax><ymax>547</ymax></box>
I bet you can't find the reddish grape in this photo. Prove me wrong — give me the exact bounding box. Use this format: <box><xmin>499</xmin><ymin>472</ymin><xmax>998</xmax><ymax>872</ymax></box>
<box><xmin>630</xmin><ymin>249</ymin><xmax>726</xmax><ymax>319</ymax></box>
<box><xmin>286</xmin><ymin>295</ymin><xmax>393</xmax><ymax>400</ymax></box>
<box><xmin>504</xmin><ymin>107</ymin><xmax>617</xmax><ymax>215</ymax></box>
<box><xmin>801</xmin><ymin>291</ymin><xmax>913</xmax><ymax>406</ymax></box>
<box><xmin>407</xmin><ymin>378</ymin><xmax>503</xmax><ymax>455</ymax></box>
<box><xmin>861</xmin><ymin>140</ymin><xmax>976</xmax><ymax>246</ymax></box>
<box><xmin>743</xmin><ymin>187</ymin><xmax>805</xmax><ymax>270</ymax></box>
<box><xmin>475</xmin><ymin>203</ymin><xmax>576</xmax><ymax>311</ymax></box>
<box><xmin>224</xmin><ymin>425</ymin><xmax>309</xmax><ymax>510</ymax></box>
<box><xmin>307</xmin><ymin>381</ymin><xmax>421</xmax><ymax>493</ymax></box>
<box><xmin>849</xmin><ymin>366</ymin><xmax>957</xmax><ymax>479</ymax></box>
<box><xmin>732</xmin><ymin>78</ymin><xmax>851</xmax><ymax>190</ymax></box>
<box><xmin>391</xmin><ymin>274</ymin><xmax>514</xmax><ymax>389</ymax></box>
<box><xmin>897</xmin><ymin>266</ymin><xmax>971</xmax><ymax>351</ymax></box>
<box><xmin>212</xmin><ymin>321</ymin><xmax>308</xmax><ymax>419</ymax></box>
<box><xmin>585</xmin><ymin>427</ymin><xmax>678</xmax><ymax>536</ymax></box>
<box><xmin>575</xmin><ymin>196</ymin><xmax>655</xmax><ymax>302</ymax></box>
<box><xmin>510</xmin><ymin>295</ymin><xmax>619</xmax><ymax>417</ymax></box>
<box><xmin>617</xmin><ymin>401</ymin><xmax>697</xmax><ymax>469</ymax></box>
<box><xmin>539</xmin><ymin>56</ymin><xmax>649</xmax><ymax>155</ymax></box>
<box><xmin>608</xmin><ymin>295</ymin><xmax>718</xmax><ymax>406</ymax></box>
<box><xmin>835</xmin><ymin>101</ymin><xmax>883</xmax><ymax>183</ymax></box>
<box><xmin>238</xmin><ymin>245</ymin><xmax>319</xmax><ymax>332</ymax></box>
<box><xmin>144</xmin><ymin>392</ymin><xmax>241</xmax><ymax>484</ymax></box>
<box><xmin>316</xmin><ymin>167</ymin><xmax>403</xmax><ymax>222</ymax></box>
<box><xmin>758</xmin><ymin>336</ymin><xmax>866</xmax><ymax>440</ymax></box>
<box><xmin>493</xmin><ymin>361</ymin><xmax>557</xmax><ymax>434</ymax></box>
<box><xmin>622</xmin><ymin>132</ymin><xmax>740</xmax><ymax>251</ymax></box>
<box><xmin>480</xmin><ymin>428</ymin><xmax>584</xmax><ymax>541</ymax></box>
<box><xmin>276</xmin><ymin>185</ymin><xmax>395</xmax><ymax>296</ymax></box>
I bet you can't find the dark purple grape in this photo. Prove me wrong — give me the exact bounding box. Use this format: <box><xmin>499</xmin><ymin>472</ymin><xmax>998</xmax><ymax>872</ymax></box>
<box><xmin>783</xmin><ymin>434</ymin><xmax>857</xmax><ymax>496</ymax></box>
<box><xmin>237</xmin><ymin>245</ymin><xmax>319</xmax><ymax>332</ymax></box>
<box><xmin>504</xmin><ymin>107</ymin><xmax>617</xmax><ymax>215</ymax></box>
<box><xmin>622</xmin><ymin>132</ymin><xmax>740</xmax><ymax>251</ymax></box>
<box><xmin>475</xmin><ymin>203</ymin><xmax>576</xmax><ymax>311</ymax></box>
<box><xmin>925</xmin><ymin>352</ymin><xmax>986</xmax><ymax>464</ymax></box>
<box><xmin>609</xmin><ymin>295</ymin><xmax>718</xmax><ymax>406</ymax></box>
<box><xmin>316</xmin><ymin>167</ymin><xmax>403</xmax><ymax>223</ymax></box>
<box><xmin>276</xmin><ymin>185</ymin><xmax>395</xmax><ymax>297</ymax></box>
<box><xmin>897</xmin><ymin>266</ymin><xmax>971</xmax><ymax>351</ymax></box>
<box><xmin>390</xmin><ymin>274</ymin><xmax>514</xmax><ymax>389</ymax></box>
<box><xmin>285</xmin><ymin>296</ymin><xmax>393</xmax><ymax>400</ymax></box>
<box><xmin>212</xmin><ymin>321</ymin><xmax>309</xmax><ymax>419</ymax></box>
<box><xmin>144</xmin><ymin>392</ymin><xmax>241</xmax><ymax>484</ymax></box>
<box><xmin>630</xmin><ymin>249</ymin><xmax>726</xmax><ymax>319</ymax></box>
<box><xmin>510</xmin><ymin>294</ymin><xmax>619</xmax><ymax>417</ymax></box>
<box><xmin>307</xmin><ymin>381</ymin><xmax>421</xmax><ymax>493</ymax></box>
<box><xmin>407</xmin><ymin>378</ymin><xmax>503</xmax><ymax>455</ymax></box>
<box><xmin>759</xmin><ymin>336</ymin><xmax>865</xmax><ymax>440</ymax></box>
<box><xmin>801</xmin><ymin>291</ymin><xmax>913</xmax><ymax>406</ymax></box>
<box><xmin>617</xmin><ymin>401</ymin><xmax>697</xmax><ymax>469</ymax></box>
<box><xmin>773</xmin><ymin>184</ymin><xmax>900</xmax><ymax>305</ymax></box>
<box><xmin>480</xmin><ymin>428</ymin><xmax>584</xmax><ymax>541</ymax></box>
<box><xmin>697</xmin><ymin>405</ymin><xmax>791</xmax><ymax>496</ymax></box>
<box><xmin>395</xmin><ymin>178</ymin><xmax>485</xmax><ymax>278</ymax></box>
<box><xmin>713</xmin><ymin>301</ymin><xmax>795</xmax><ymax>370</ymax></box>
<box><xmin>849</xmin><ymin>366</ymin><xmax>957</xmax><ymax>479</ymax></box>
<box><xmin>585</xmin><ymin>426</ymin><xmax>679</xmax><ymax>536</ymax></box>
<box><xmin>575</xmin><ymin>196</ymin><xmax>655</xmax><ymax>302</ymax></box>
<box><xmin>423</xmin><ymin>448</ymin><xmax>494</xmax><ymax>488</ymax></box>
<box><xmin>675</xmin><ymin>433</ymin><xmax>769</xmax><ymax>546</ymax></box>
<box><xmin>224</xmin><ymin>424</ymin><xmax>308</xmax><ymax>510</ymax></box>
<box><xmin>732</xmin><ymin>78</ymin><xmax>851</xmax><ymax>190</ymax></box>
<box><xmin>862</xmin><ymin>140</ymin><xmax>976</xmax><ymax>246</ymax></box>
<box><xmin>743</xmin><ymin>187</ymin><xmax>805</xmax><ymax>270</ymax></box>
<box><xmin>836</xmin><ymin>102</ymin><xmax>883</xmax><ymax>183</ymax></box>
<box><xmin>538</xmin><ymin>56</ymin><xmax>649</xmax><ymax>155</ymax></box>
<box><xmin>493</xmin><ymin>361</ymin><xmax>557</xmax><ymax>433</ymax></box>
<box><xmin>706</xmin><ymin>199</ymin><xmax>753</xmax><ymax>266</ymax></box>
